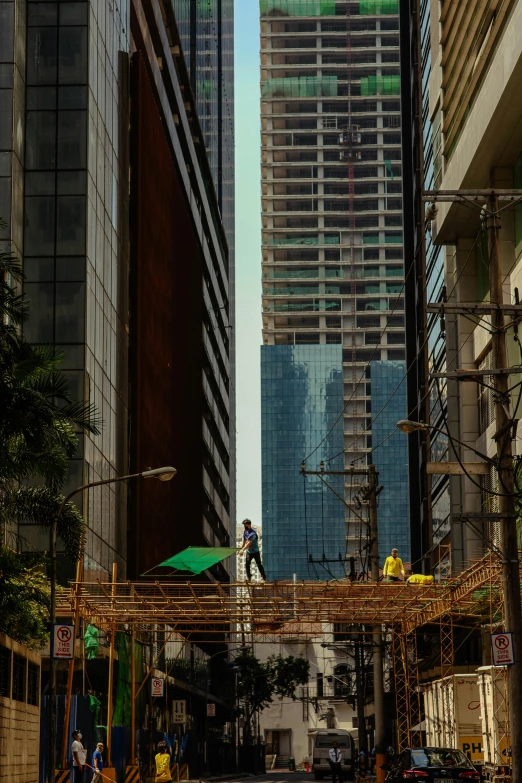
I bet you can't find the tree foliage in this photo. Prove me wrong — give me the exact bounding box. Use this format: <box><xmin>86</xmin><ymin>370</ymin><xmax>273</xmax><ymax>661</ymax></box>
<box><xmin>234</xmin><ymin>648</ymin><xmax>310</xmax><ymax>742</ymax></box>
<box><xmin>0</xmin><ymin>219</ymin><xmax>100</xmax><ymax>645</ymax></box>
<box><xmin>0</xmin><ymin>546</ymin><xmax>51</xmax><ymax>648</ymax></box>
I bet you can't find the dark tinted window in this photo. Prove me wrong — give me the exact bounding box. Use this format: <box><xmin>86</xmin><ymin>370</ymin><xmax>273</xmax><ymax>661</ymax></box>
<box><xmin>411</xmin><ymin>749</ymin><xmax>472</xmax><ymax>768</ymax></box>
<box><xmin>0</xmin><ymin>645</ymin><xmax>11</xmax><ymax>697</ymax></box>
<box><xmin>12</xmin><ymin>654</ymin><xmax>26</xmax><ymax>701</ymax></box>
<box><xmin>27</xmin><ymin>662</ymin><xmax>40</xmax><ymax>706</ymax></box>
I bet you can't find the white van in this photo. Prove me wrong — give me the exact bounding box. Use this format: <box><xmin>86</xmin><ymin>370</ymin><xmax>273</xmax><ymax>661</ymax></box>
<box><xmin>311</xmin><ymin>729</ymin><xmax>354</xmax><ymax>780</ymax></box>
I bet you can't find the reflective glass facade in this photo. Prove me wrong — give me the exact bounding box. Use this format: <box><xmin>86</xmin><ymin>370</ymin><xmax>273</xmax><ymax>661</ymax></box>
<box><xmin>420</xmin><ymin>0</ymin><xmax>449</xmax><ymax>548</ymax></box>
<box><xmin>19</xmin><ymin>0</ymin><xmax>130</xmax><ymax>579</ymax></box>
<box><xmin>261</xmin><ymin>345</ymin><xmax>345</xmax><ymax>580</ymax></box>
<box><xmin>370</xmin><ymin>360</ymin><xmax>409</xmax><ymax>561</ymax></box>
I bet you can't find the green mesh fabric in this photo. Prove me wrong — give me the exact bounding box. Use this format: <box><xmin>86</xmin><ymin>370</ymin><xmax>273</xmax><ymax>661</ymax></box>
<box><xmin>361</xmin><ymin>75</ymin><xmax>400</xmax><ymax>95</ymax></box>
<box><xmin>262</xmin><ymin>76</ymin><xmax>337</xmax><ymax>98</ymax></box>
<box><xmin>113</xmin><ymin>632</ymin><xmax>131</xmax><ymax>726</ymax></box>
<box><xmin>155</xmin><ymin>547</ymin><xmax>239</xmax><ymax>575</ymax></box>
<box><xmin>363</xmin><ymin>233</ymin><xmax>403</xmax><ymax>245</ymax></box>
<box><xmin>88</xmin><ymin>694</ymin><xmax>101</xmax><ymax>726</ymax></box>
<box><xmin>112</xmin><ymin>634</ymin><xmax>146</xmax><ymax>728</ymax></box>
<box><xmin>267</xmin><ymin>235</ymin><xmax>339</xmax><ymax>246</ymax></box>
<box><xmin>84</xmin><ymin>624</ymin><xmax>99</xmax><ymax>660</ymax></box>
<box><xmin>360</xmin><ymin>0</ymin><xmax>398</xmax><ymax>13</ymax></box>
<box><xmin>260</xmin><ymin>0</ymin><xmax>335</xmax><ymax>16</ymax></box>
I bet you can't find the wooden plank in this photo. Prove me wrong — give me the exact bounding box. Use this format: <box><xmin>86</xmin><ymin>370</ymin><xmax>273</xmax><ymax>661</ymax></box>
<box><xmin>426</xmin><ymin>461</ymin><xmax>490</xmax><ymax>475</ymax></box>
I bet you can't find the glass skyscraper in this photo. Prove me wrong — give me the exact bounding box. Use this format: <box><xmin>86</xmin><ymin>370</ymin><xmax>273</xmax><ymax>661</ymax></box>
<box><xmin>0</xmin><ymin>0</ymin><xmax>131</xmax><ymax>580</ymax></box>
<box><xmin>370</xmin><ymin>360</ymin><xmax>409</xmax><ymax>560</ymax></box>
<box><xmin>260</xmin><ymin>0</ymin><xmax>409</xmax><ymax>577</ymax></box>
<box><xmin>261</xmin><ymin>345</ymin><xmax>345</xmax><ymax>580</ymax></box>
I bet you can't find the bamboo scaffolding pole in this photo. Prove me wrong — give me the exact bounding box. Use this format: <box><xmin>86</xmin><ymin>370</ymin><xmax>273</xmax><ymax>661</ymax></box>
<box><xmin>106</xmin><ymin>562</ymin><xmax>118</xmax><ymax>767</ymax></box>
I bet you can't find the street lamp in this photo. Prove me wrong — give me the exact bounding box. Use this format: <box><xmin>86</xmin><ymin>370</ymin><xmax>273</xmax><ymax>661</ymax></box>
<box><xmin>396</xmin><ymin>420</ymin><xmax>495</xmax><ymax>464</ymax></box>
<box><xmin>47</xmin><ymin>466</ymin><xmax>176</xmax><ymax>783</ymax></box>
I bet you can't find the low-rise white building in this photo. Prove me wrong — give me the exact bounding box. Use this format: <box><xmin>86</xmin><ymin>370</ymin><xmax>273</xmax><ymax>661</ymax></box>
<box><xmin>256</xmin><ymin>635</ymin><xmax>357</xmax><ymax>767</ymax></box>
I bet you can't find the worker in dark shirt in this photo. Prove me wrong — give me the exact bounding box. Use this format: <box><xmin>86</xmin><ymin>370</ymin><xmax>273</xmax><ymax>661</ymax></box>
<box><xmin>238</xmin><ymin>519</ymin><xmax>267</xmax><ymax>581</ymax></box>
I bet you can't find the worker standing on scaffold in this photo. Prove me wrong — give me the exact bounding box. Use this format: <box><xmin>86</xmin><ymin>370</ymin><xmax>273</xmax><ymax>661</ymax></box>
<box><xmin>383</xmin><ymin>548</ymin><xmax>405</xmax><ymax>582</ymax></box>
<box><xmin>238</xmin><ymin>519</ymin><xmax>267</xmax><ymax>582</ymax></box>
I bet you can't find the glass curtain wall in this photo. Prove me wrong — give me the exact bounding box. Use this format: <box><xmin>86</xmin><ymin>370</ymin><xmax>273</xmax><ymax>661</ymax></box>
<box><xmin>261</xmin><ymin>345</ymin><xmax>346</xmax><ymax>580</ymax></box>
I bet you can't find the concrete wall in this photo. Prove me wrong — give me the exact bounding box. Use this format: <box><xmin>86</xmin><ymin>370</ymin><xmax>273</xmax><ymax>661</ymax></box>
<box><xmin>0</xmin><ymin>634</ymin><xmax>41</xmax><ymax>783</ymax></box>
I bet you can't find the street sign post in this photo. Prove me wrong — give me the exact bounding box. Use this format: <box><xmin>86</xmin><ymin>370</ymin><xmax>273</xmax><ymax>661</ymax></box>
<box><xmin>151</xmin><ymin>677</ymin><xmax>165</xmax><ymax>697</ymax></box>
<box><xmin>207</xmin><ymin>703</ymin><xmax>216</xmax><ymax>717</ymax></box>
<box><xmin>52</xmin><ymin>624</ymin><xmax>74</xmax><ymax>659</ymax></box>
<box><xmin>172</xmin><ymin>699</ymin><xmax>186</xmax><ymax>723</ymax></box>
<box><xmin>491</xmin><ymin>632</ymin><xmax>515</xmax><ymax>666</ymax></box>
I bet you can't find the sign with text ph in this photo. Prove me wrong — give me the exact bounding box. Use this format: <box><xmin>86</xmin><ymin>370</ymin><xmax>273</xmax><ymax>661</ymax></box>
<box><xmin>53</xmin><ymin>624</ymin><xmax>74</xmax><ymax>659</ymax></box>
<box><xmin>491</xmin><ymin>632</ymin><xmax>515</xmax><ymax>666</ymax></box>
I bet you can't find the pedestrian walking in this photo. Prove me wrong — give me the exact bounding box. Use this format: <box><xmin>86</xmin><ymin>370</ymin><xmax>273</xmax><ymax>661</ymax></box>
<box><xmin>92</xmin><ymin>742</ymin><xmax>104</xmax><ymax>783</ymax></box>
<box><xmin>238</xmin><ymin>519</ymin><xmax>267</xmax><ymax>581</ymax></box>
<box><xmin>383</xmin><ymin>548</ymin><xmax>405</xmax><ymax>582</ymax></box>
<box><xmin>328</xmin><ymin>741</ymin><xmax>344</xmax><ymax>783</ymax></box>
<box><xmin>71</xmin><ymin>729</ymin><xmax>87</xmax><ymax>783</ymax></box>
<box><xmin>155</xmin><ymin>740</ymin><xmax>172</xmax><ymax>782</ymax></box>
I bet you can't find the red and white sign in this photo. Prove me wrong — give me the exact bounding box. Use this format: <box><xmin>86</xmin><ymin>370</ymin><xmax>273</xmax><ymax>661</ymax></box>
<box><xmin>207</xmin><ymin>703</ymin><xmax>216</xmax><ymax>717</ymax></box>
<box><xmin>491</xmin><ymin>632</ymin><xmax>515</xmax><ymax>666</ymax></box>
<box><xmin>53</xmin><ymin>624</ymin><xmax>74</xmax><ymax>659</ymax></box>
<box><xmin>151</xmin><ymin>677</ymin><xmax>165</xmax><ymax>697</ymax></box>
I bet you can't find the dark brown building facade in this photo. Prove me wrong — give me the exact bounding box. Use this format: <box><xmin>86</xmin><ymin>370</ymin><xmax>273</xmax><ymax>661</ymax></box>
<box><xmin>128</xmin><ymin>0</ymin><xmax>234</xmax><ymax>580</ymax></box>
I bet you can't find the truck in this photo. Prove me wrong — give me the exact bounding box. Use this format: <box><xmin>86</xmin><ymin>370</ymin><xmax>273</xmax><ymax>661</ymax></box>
<box><xmin>477</xmin><ymin>665</ymin><xmax>510</xmax><ymax>781</ymax></box>
<box><xmin>423</xmin><ymin>674</ymin><xmax>484</xmax><ymax>768</ymax></box>
<box><xmin>309</xmin><ymin>728</ymin><xmax>354</xmax><ymax>780</ymax></box>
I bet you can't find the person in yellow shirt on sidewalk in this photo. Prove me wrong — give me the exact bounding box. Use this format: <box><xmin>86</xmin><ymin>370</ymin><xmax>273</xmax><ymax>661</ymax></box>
<box><xmin>383</xmin><ymin>548</ymin><xmax>405</xmax><ymax>581</ymax></box>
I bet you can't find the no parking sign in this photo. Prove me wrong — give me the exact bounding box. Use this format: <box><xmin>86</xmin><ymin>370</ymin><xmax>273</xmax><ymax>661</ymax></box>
<box><xmin>491</xmin><ymin>632</ymin><xmax>515</xmax><ymax>666</ymax></box>
<box><xmin>52</xmin><ymin>624</ymin><xmax>74</xmax><ymax>659</ymax></box>
<box><xmin>151</xmin><ymin>677</ymin><xmax>165</xmax><ymax>697</ymax></box>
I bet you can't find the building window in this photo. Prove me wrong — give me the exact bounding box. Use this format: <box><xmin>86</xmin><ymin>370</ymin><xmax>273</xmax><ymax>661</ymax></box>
<box><xmin>12</xmin><ymin>654</ymin><xmax>26</xmax><ymax>702</ymax></box>
<box><xmin>27</xmin><ymin>662</ymin><xmax>40</xmax><ymax>706</ymax></box>
<box><xmin>0</xmin><ymin>645</ymin><xmax>11</xmax><ymax>698</ymax></box>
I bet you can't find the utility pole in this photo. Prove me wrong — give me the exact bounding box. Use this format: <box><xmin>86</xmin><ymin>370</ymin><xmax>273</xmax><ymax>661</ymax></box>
<box><xmin>487</xmin><ymin>191</ymin><xmax>522</xmax><ymax>779</ymax></box>
<box><xmin>420</xmin><ymin>188</ymin><xmax>522</xmax><ymax>781</ymax></box>
<box><xmin>368</xmin><ymin>465</ymin><xmax>386</xmax><ymax>782</ymax></box>
<box><xmin>301</xmin><ymin>464</ymin><xmax>386</xmax><ymax>769</ymax></box>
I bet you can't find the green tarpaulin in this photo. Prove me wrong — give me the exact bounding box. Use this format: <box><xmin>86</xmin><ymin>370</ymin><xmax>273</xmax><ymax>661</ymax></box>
<box><xmin>360</xmin><ymin>0</ymin><xmax>399</xmax><ymax>13</ymax></box>
<box><xmin>260</xmin><ymin>0</ymin><xmax>335</xmax><ymax>16</ymax></box>
<box><xmin>262</xmin><ymin>76</ymin><xmax>337</xmax><ymax>98</ymax></box>
<box><xmin>361</xmin><ymin>75</ymin><xmax>400</xmax><ymax>96</ymax></box>
<box><xmin>151</xmin><ymin>546</ymin><xmax>239</xmax><ymax>575</ymax></box>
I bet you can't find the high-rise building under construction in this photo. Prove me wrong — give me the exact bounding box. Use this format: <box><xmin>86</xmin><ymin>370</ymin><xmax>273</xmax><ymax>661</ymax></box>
<box><xmin>260</xmin><ymin>0</ymin><xmax>410</xmax><ymax>578</ymax></box>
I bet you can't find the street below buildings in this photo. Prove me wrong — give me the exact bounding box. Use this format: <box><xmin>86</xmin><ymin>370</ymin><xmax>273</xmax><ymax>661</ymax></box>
<box><xmin>206</xmin><ymin>774</ymin><xmax>324</xmax><ymax>783</ymax></box>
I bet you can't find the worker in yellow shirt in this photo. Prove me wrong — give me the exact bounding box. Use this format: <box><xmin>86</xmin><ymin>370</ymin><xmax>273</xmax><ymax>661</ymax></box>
<box><xmin>383</xmin><ymin>548</ymin><xmax>405</xmax><ymax>581</ymax></box>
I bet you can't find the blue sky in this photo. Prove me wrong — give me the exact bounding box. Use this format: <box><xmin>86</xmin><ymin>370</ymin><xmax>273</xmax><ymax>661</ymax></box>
<box><xmin>235</xmin><ymin>0</ymin><xmax>262</xmax><ymax>526</ymax></box>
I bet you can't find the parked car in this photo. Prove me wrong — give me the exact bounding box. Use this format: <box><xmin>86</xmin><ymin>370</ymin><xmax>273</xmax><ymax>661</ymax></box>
<box><xmin>381</xmin><ymin>748</ymin><xmax>480</xmax><ymax>781</ymax></box>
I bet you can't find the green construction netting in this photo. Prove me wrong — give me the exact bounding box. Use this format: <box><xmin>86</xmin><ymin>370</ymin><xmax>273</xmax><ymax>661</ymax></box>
<box><xmin>260</xmin><ymin>0</ymin><xmax>335</xmax><ymax>16</ymax></box>
<box><xmin>113</xmin><ymin>634</ymin><xmax>146</xmax><ymax>728</ymax></box>
<box><xmin>363</xmin><ymin>233</ymin><xmax>403</xmax><ymax>244</ymax></box>
<box><xmin>361</xmin><ymin>75</ymin><xmax>400</xmax><ymax>95</ymax></box>
<box><xmin>267</xmin><ymin>235</ymin><xmax>339</xmax><ymax>246</ymax></box>
<box><xmin>153</xmin><ymin>547</ymin><xmax>239</xmax><ymax>575</ymax></box>
<box><xmin>360</xmin><ymin>0</ymin><xmax>399</xmax><ymax>13</ymax></box>
<box><xmin>262</xmin><ymin>76</ymin><xmax>337</xmax><ymax>98</ymax></box>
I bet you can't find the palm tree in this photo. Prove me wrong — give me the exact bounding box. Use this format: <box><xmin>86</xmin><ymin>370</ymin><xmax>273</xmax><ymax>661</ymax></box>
<box><xmin>0</xmin><ymin>219</ymin><xmax>100</xmax><ymax>643</ymax></box>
